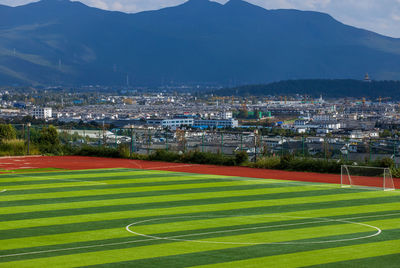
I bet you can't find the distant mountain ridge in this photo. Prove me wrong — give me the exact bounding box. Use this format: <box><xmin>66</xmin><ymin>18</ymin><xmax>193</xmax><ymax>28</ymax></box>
<box><xmin>0</xmin><ymin>0</ymin><xmax>400</xmax><ymax>86</ymax></box>
<box><xmin>211</xmin><ymin>79</ymin><xmax>400</xmax><ymax>99</ymax></box>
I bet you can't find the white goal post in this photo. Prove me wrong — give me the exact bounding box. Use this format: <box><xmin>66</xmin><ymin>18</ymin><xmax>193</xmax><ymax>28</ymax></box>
<box><xmin>341</xmin><ymin>165</ymin><xmax>396</xmax><ymax>191</ymax></box>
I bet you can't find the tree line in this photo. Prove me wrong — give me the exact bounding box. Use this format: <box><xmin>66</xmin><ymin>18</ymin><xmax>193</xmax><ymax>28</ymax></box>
<box><xmin>212</xmin><ymin>79</ymin><xmax>400</xmax><ymax>99</ymax></box>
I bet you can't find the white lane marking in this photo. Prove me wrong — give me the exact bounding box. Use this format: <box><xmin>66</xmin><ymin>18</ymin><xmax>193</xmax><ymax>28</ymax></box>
<box><xmin>130</xmin><ymin>161</ymin><xmax>143</xmax><ymax>169</ymax></box>
<box><xmin>143</xmin><ymin>165</ymin><xmax>194</xmax><ymax>170</ymax></box>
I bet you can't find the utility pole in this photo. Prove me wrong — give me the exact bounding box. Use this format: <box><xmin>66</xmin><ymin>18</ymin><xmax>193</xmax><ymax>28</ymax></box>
<box><xmin>220</xmin><ymin>133</ymin><xmax>224</xmax><ymax>155</ymax></box>
<box><xmin>147</xmin><ymin>128</ymin><xmax>151</xmax><ymax>155</ymax></box>
<box><xmin>202</xmin><ymin>132</ymin><xmax>205</xmax><ymax>153</ymax></box>
<box><xmin>166</xmin><ymin>131</ymin><xmax>169</xmax><ymax>151</ymax></box>
<box><xmin>254</xmin><ymin>129</ymin><xmax>259</xmax><ymax>162</ymax></box>
<box><xmin>240</xmin><ymin>133</ymin><xmax>243</xmax><ymax>152</ymax></box>
<box><xmin>27</xmin><ymin>123</ymin><xmax>31</xmax><ymax>155</ymax></box>
<box><xmin>130</xmin><ymin>126</ymin><xmax>134</xmax><ymax>157</ymax></box>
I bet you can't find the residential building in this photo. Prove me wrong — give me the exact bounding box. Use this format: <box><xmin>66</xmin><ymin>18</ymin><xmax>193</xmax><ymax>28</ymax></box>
<box><xmin>32</xmin><ymin>107</ymin><xmax>52</xmax><ymax>119</ymax></box>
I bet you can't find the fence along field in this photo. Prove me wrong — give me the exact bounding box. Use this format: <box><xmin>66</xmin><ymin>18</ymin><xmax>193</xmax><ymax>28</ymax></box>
<box><xmin>0</xmin><ymin>166</ymin><xmax>399</xmax><ymax>267</ymax></box>
<box><xmin>5</xmin><ymin>123</ymin><xmax>400</xmax><ymax>164</ymax></box>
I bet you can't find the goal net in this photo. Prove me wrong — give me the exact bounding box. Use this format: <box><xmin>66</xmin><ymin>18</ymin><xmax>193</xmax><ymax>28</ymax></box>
<box><xmin>341</xmin><ymin>165</ymin><xmax>395</xmax><ymax>191</ymax></box>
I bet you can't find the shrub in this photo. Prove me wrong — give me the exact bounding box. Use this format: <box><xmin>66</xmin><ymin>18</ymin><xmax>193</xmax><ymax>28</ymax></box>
<box><xmin>74</xmin><ymin>146</ymin><xmax>122</xmax><ymax>158</ymax></box>
<box><xmin>38</xmin><ymin>125</ymin><xmax>61</xmax><ymax>155</ymax></box>
<box><xmin>251</xmin><ymin>156</ymin><xmax>281</xmax><ymax>169</ymax></box>
<box><xmin>390</xmin><ymin>167</ymin><xmax>400</xmax><ymax>178</ymax></box>
<box><xmin>118</xmin><ymin>144</ymin><xmax>131</xmax><ymax>159</ymax></box>
<box><xmin>370</xmin><ymin>157</ymin><xmax>394</xmax><ymax>168</ymax></box>
<box><xmin>0</xmin><ymin>139</ymin><xmax>25</xmax><ymax>156</ymax></box>
<box><xmin>0</xmin><ymin>124</ymin><xmax>16</xmax><ymax>142</ymax></box>
<box><xmin>147</xmin><ymin>150</ymin><xmax>239</xmax><ymax>166</ymax></box>
<box><xmin>235</xmin><ymin>151</ymin><xmax>248</xmax><ymax>165</ymax></box>
<box><xmin>250</xmin><ymin>156</ymin><xmax>343</xmax><ymax>174</ymax></box>
<box><xmin>148</xmin><ymin>150</ymin><xmax>180</xmax><ymax>162</ymax></box>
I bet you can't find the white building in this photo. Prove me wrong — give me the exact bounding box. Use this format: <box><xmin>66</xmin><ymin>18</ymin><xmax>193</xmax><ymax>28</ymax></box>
<box><xmin>32</xmin><ymin>107</ymin><xmax>52</xmax><ymax>119</ymax></box>
<box><xmin>147</xmin><ymin>118</ymin><xmax>238</xmax><ymax>129</ymax></box>
<box><xmin>221</xmin><ymin>111</ymin><xmax>233</xmax><ymax>119</ymax></box>
<box><xmin>147</xmin><ymin>118</ymin><xmax>194</xmax><ymax>128</ymax></box>
<box><xmin>194</xmin><ymin>118</ymin><xmax>238</xmax><ymax>128</ymax></box>
<box><xmin>313</xmin><ymin>114</ymin><xmax>336</xmax><ymax>122</ymax></box>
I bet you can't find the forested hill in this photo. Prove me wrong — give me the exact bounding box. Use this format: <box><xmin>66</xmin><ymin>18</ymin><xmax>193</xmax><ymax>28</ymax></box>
<box><xmin>1</xmin><ymin>0</ymin><xmax>400</xmax><ymax>86</ymax></box>
<box><xmin>211</xmin><ymin>80</ymin><xmax>400</xmax><ymax>99</ymax></box>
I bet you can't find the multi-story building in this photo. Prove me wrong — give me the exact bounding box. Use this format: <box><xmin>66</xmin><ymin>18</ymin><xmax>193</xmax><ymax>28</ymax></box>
<box><xmin>193</xmin><ymin>118</ymin><xmax>238</xmax><ymax>128</ymax></box>
<box><xmin>146</xmin><ymin>118</ymin><xmax>238</xmax><ymax>129</ymax></box>
<box><xmin>32</xmin><ymin>107</ymin><xmax>52</xmax><ymax>119</ymax></box>
<box><xmin>147</xmin><ymin>118</ymin><xmax>194</xmax><ymax>128</ymax></box>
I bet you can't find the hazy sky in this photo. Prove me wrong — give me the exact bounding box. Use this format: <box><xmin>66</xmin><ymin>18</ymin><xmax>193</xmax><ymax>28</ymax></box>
<box><xmin>2</xmin><ymin>0</ymin><xmax>400</xmax><ymax>38</ymax></box>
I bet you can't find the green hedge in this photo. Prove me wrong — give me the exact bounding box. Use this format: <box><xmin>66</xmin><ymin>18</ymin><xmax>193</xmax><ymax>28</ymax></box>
<box><xmin>250</xmin><ymin>155</ymin><xmax>344</xmax><ymax>174</ymax></box>
<box><xmin>74</xmin><ymin>146</ymin><xmax>122</xmax><ymax>158</ymax></box>
<box><xmin>147</xmin><ymin>150</ymin><xmax>248</xmax><ymax>166</ymax></box>
<box><xmin>68</xmin><ymin>144</ymin><xmax>400</xmax><ymax>178</ymax></box>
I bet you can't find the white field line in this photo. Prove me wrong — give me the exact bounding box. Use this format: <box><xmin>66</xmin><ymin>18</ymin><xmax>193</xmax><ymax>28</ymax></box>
<box><xmin>49</xmin><ymin>178</ymin><xmax>107</xmax><ymax>185</ymax></box>
<box><xmin>2</xmin><ymin>174</ymin><xmax>107</xmax><ymax>186</ymax></box>
<box><xmin>126</xmin><ymin>215</ymin><xmax>382</xmax><ymax>245</ymax></box>
<box><xmin>218</xmin><ymin>177</ymin><xmax>342</xmax><ymax>188</ymax></box>
<box><xmin>1</xmin><ymin>212</ymin><xmax>398</xmax><ymax>259</ymax></box>
<box><xmin>0</xmin><ymin>189</ymin><xmax>6</xmax><ymax>193</ymax></box>
<box><xmin>0</xmin><ymin>237</ymin><xmax>156</xmax><ymax>258</ymax></box>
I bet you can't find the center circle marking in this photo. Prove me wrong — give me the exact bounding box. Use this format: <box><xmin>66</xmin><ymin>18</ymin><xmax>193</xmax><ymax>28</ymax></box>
<box><xmin>126</xmin><ymin>215</ymin><xmax>381</xmax><ymax>245</ymax></box>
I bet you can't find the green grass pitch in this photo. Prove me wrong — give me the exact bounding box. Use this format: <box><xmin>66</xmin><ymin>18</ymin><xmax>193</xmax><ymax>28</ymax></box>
<box><xmin>0</xmin><ymin>168</ymin><xmax>399</xmax><ymax>267</ymax></box>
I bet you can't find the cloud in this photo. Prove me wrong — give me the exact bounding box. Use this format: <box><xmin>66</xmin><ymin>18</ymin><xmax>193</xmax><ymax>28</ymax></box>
<box><xmin>84</xmin><ymin>0</ymin><xmax>108</xmax><ymax>10</ymax></box>
<box><xmin>1</xmin><ymin>0</ymin><xmax>399</xmax><ymax>37</ymax></box>
<box><xmin>244</xmin><ymin>0</ymin><xmax>400</xmax><ymax>37</ymax></box>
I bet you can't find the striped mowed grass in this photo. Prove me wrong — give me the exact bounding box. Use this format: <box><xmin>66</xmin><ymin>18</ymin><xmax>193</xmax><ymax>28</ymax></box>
<box><xmin>0</xmin><ymin>168</ymin><xmax>399</xmax><ymax>267</ymax></box>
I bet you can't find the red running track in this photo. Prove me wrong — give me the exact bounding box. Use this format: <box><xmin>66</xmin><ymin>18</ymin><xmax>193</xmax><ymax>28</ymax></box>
<box><xmin>0</xmin><ymin>156</ymin><xmax>398</xmax><ymax>189</ymax></box>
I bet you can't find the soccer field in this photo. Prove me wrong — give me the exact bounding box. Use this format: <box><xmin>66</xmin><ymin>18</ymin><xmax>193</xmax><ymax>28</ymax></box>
<box><xmin>0</xmin><ymin>168</ymin><xmax>399</xmax><ymax>267</ymax></box>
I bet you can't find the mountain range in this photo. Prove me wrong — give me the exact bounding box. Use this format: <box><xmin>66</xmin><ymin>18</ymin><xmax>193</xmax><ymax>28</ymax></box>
<box><xmin>1</xmin><ymin>0</ymin><xmax>400</xmax><ymax>86</ymax></box>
